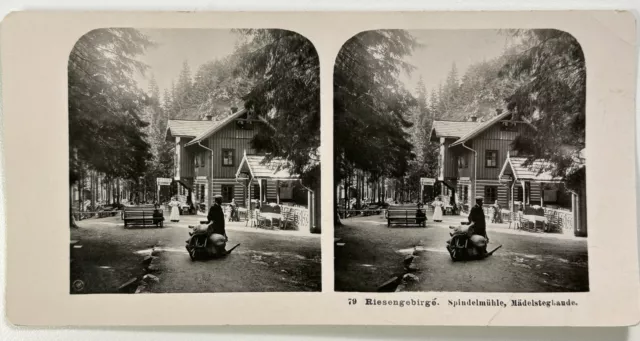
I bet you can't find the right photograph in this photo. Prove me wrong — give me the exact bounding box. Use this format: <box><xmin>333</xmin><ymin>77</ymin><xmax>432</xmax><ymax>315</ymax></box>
<box><xmin>333</xmin><ymin>29</ymin><xmax>588</xmax><ymax>293</ymax></box>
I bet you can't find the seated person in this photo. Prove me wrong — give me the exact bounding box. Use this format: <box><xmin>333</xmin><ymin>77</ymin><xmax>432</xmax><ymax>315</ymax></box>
<box><xmin>186</xmin><ymin>195</ymin><xmax>230</xmax><ymax>258</ymax></box>
<box><xmin>415</xmin><ymin>206</ymin><xmax>427</xmax><ymax>225</ymax></box>
<box><xmin>467</xmin><ymin>196</ymin><xmax>489</xmax><ymax>255</ymax></box>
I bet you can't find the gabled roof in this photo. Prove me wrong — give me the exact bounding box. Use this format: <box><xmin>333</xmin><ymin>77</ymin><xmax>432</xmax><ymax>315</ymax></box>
<box><xmin>235</xmin><ymin>153</ymin><xmax>299</xmax><ymax>180</ymax></box>
<box><xmin>165</xmin><ymin>120</ymin><xmax>214</xmax><ymax>140</ymax></box>
<box><xmin>184</xmin><ymin>108</ymin><xmax>247</xmax><ymax>147</ymax></box>
<box><xmin>430</xmin><ymin>120</ymin><xmax>480</xmax><ymax>141</ymax></box>
<box><xmin>450</xmin><ymin>110</ymin><xmax>512</xmax><ymax>147</ymax></box>
<box><xmin>499</xmin><ymin>155</ymin><xmax>564</xmax><ymax>183</ymax></box>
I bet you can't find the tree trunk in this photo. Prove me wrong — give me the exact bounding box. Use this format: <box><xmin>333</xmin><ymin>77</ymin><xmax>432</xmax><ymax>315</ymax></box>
<box><xmin>372</xmin><ymin>180</ymin><xmax>377</xmax><ymax>204</ymax></box>
<box><xmin>335</xmin><ymin>184</ymin><xmax>343</xmax><ymax>226</ymax></box>
<box><xmin>90</xmin><ymin>170</ymin><xmax>95</xmax><ymax>210</ymax></box>
<box><xmin>344</xmin><ymin>176</ymin><xmax>350</xmax><ymax>210</ymax></box>
<box><xmin>356</xmin><ymin>170</ymin><xmax>361</xmax><ymax>209</ymax></box>
<box><xmin>70</xmin><ymin>185</ymin><xmax>78</xmax><ymax>228</ymax></box>
<box><xmin>106</xmin><ymin>177</ymin><xmax>111</xmax><ymax>205</ymax></box>
<box><xmin>117</xmin><ymin>179</ymin><xmax>121</xmax><ymax>204</ymax></box>
<box><xmin>79</xmin><ymin>169</ymin><xmax>84</xmax><ymax>212</ymax></box>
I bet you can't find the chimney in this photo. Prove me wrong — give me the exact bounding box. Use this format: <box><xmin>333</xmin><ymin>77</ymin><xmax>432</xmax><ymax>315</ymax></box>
<box><xmin>205</xmin><ymin>114</ymin><xmax>213</xmax><ymax>121</ymax></box>
<box><xmin>496</xmin><ymin>108</ymin><xmax>503</xmax><ymax>116</ymax></box>
<box><xmin>469</xmin><ymin>115</ymin><xmax>478</xmax><ymax>122</ymax></box>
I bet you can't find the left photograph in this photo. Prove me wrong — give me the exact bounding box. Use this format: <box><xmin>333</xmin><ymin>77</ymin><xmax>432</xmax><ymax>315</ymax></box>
<box><xmin>68</xmin><ymin>28</ymin><xmax>321</xmax><ymax>294</ymax></box>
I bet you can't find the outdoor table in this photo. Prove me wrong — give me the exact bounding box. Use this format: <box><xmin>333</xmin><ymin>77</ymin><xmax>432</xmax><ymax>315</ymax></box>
<box><xmin>259</xmin><ymin>211</ymin><xmax>283</xmax><ymax>227</ymax></box>
<box><xmin>522</xmin><ymin>214</ymin><xmax>548</xmax><ymax>230</ymax></box>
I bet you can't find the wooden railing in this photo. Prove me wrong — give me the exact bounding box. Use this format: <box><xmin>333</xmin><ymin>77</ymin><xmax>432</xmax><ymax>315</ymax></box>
<box><xmin>72</xmin><ymin>210</ymin><xmax>120</xmax><ymax>221</ymax></box>
<box><xmin>236</xmin><ymin>204</ymin><xmax>310</xmax><ymax>231</ymax></box>
<box><xmin>281</xmin><ymin>206</ymin><xmax>309</xmax><ymax>230</ymax></box>
<box><xmin>542</xmin><ymin>207</ymin><xmax>574</xmax><ymax>233</ymax></box>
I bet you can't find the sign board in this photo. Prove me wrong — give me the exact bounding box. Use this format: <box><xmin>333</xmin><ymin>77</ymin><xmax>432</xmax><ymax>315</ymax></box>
<box><xmin>237</xmin><ymin>173</ymin><xmax>251</xmax><ymax>181</ymax></box>
<box><xmin>156</xmin><ymin>178</ymin><xmax>172</xmax><ymax>186</ymax></box>
<box><xmin>459</xmin><ymin>177</ymin><xmax>471</xmax><ymax>181</ymax></box>
<box><xmin>196</xmin><ymin>176</ymin><xmax>208</xmax><ymax>180</ymax></box>
<box><xmin>500</xmin><ymin>175</ymin><xmax>513</xmax><ymax>182</ymax></box>
<box><xmin>420</xmin><ymin>177</ymin><xmax>436</xmax><ymax>185</ymax></box>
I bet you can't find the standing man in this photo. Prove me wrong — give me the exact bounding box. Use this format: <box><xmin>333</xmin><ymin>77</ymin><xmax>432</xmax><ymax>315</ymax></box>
<box><xmin>467</xmin><ymin>196</ymin><xmax>489</xmax><ymax>254</ymax></box>
<box><xmin>492</xmin><ymin>199</ymin><xmax>503</xmax><ymax>223</ymax></box>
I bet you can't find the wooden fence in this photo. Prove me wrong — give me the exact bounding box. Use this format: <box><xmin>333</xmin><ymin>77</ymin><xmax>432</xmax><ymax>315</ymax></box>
<box><xmin>72</xmin><ymin>210</ymin><xmax>120</xmax><ymax>221</ymax></box>
<box><xmin>281</xmin><ymin>206</ymin><xmax>309</xmax><ymax>230</ymax></box>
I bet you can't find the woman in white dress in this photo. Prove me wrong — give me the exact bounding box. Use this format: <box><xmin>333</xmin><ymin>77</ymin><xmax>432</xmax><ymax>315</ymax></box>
<box><xmin>432</xmin><ymin>196</ymin><xmax>444</xmax><ymax>222</ymax></box>
<box><xmin>169</xmin><ymin>196</ymin><xmax>180</xmax><ymax>222</ymax></box>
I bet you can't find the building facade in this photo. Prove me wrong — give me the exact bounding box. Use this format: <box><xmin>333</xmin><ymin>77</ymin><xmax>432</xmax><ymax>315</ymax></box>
<box><xmin>430</xmin><ymin>110</ymin><xmax>586</xmax><ymax>236</ymax></box>
<box><xmin>166</xmin><ymin>109</ymin><xmax>319</xmax><ymax>232</ymax></box>
<box><xmin>430</xmin><ymin>110</ymin><xmax>537</xmax><ymax>210</ymax></box>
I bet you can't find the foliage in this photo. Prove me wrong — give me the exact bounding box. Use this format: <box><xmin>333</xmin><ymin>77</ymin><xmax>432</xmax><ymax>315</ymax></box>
<box><xmin>68</xmin><ymin>28</ymin><xmax>155</xmax><ymax>183</ymax></box>
<box><xmin>404</xmin><ymin>76</ymin><xmax>440</xmax><ymax>197</ymax></box>
<box><xmin>234</xmin><ymin>29</ymin><xmax>320</xmax><ymax>187</ymax></box>
<box><xmin>429</xmin><ymin>55</ymin><xmax>520</xmax><ymax>122</ymax></box>
<box><xmin>192</xmin><ymin>55</ymin><xmax>254</xmax><ymax>114</ymax></box>
<box><xmin>334</xmin><ymin>30</ymin><xmax>419</xmax><ymax>186</ymax></box>
<box><xmin>499</xmin><ymin>29</ymin><xmax>586</xmax><ymax>188</ymax></box>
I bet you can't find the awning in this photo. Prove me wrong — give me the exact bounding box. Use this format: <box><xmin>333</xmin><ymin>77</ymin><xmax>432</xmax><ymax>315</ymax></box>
<box><xmin>499</xmin><ymin>154</ymin><xmax>564</xmax><ymax>183</ymax></box>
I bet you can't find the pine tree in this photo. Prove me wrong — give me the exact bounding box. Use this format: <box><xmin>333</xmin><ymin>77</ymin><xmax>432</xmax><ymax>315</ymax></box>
<box><xmin>148</xmin><ymin>75</ymin><xmax>161</xmax><ymax>104</ymax></box>
<box><xmin>334</xmin><ymin>29</ymin><xmax>418</xmax><ymax>197</ymax></box>
<box><xmin>174</xmin><ymin>60</ymin><xmax>193</xmax><ymax>113</ymax></box>
<box><xmin>235</xmin><ymin>29</ymin><xmax>320</xmax><ymax>188</ymax></box>
<box><xmin>429</xmin><ymin>88</ymin><xmax>439</xmax><ymax>119</ymax></box>
<box><xmin>162</xmin><ymin>88</ymin><xmax>173</xmax><ymax>120</ymax></box>
<box><xmin>445</xmin><ymin>62</ymin><xmax>459</xmax><ymax>92</ymax></box>
<box><xmin>500</xmin><ymin>29</ymin><xmax>585</xmax><ymax>186</ymax></box>
<box><xmin>68</xmin><ymin>28</ymin><xmax>154</xmax><ymax>225</ymax></box>
<box><xmin>415</xmin><ymin>76</ymin><xmax>428</xmax><ymax>114</ymax></box>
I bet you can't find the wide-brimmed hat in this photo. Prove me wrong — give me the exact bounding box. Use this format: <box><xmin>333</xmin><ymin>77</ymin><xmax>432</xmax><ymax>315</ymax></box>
<box><xmin>475</xmin><ymin>196</ymin><xmax>484</xmax><ymax>200</ymax></box>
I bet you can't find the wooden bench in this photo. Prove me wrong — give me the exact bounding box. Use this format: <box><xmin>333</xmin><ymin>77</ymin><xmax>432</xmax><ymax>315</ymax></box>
<box><xmin>386</xmin><ymin>205</ymin><xmax>426</xmax><ymax>227</ymax></box>
<box><xmin>123</xmin><ymin>206</ymin><xmax>164</xmax><ymax>228</ymax></box>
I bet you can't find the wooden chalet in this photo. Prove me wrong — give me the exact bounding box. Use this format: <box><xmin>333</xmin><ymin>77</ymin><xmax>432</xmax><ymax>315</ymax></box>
<box><xmin>165</xmin><ymin>109</ymin><xmax>319</xmax><ymax>232</ymax></box>
<box><xmin>499</xmin><ymin>151</ymin><xmax>587</xmax><ymax>236</ymax></box>
<box><xmin>430</xmin><ymin>109</ymin><xmax>586</xmax><ymax>236</ymax></box>
<box><xmin>429</xmin><ymin>109</ymin><xmax>536</xmax><ymax>209</ymax></box>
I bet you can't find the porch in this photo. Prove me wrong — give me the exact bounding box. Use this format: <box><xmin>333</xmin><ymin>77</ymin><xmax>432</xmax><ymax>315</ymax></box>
<box><xmin>235</xmin><ymin>152</ymin><xmax>317</xmax><ymax>233</ymax></box>
<box><xmin>498</xmin><ymin>155</ymin><xmax>577</xmax><ymax>235</ymax></box>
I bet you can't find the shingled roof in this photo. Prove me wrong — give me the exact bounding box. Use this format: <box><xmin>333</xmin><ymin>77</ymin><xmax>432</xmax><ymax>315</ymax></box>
<box><xmin>184</xmin><ymin>109</ymin><xmax>248</xmax><ymax>147</ymax></box>
<box><xmin>449</xmin><ymin>110</ymin><xmax>512</xmax><ymax>147</ymax></box>
<box><xmin>430</xmin><ymin>120</ymin><xmax>481</xmax><ymax>141</ymax></box>
<box><xmin>499</xmin><ymin>156</ymin><xmax>563</xmax><ymax>182</ymax></box>
<box><xmin>166</xmin><ymin>120</ymin><xmax>214</xmax><ymax>140</ymax></box>
<box><xmin>236</xmin><ymin>153</ymin><xmax>298</xmax><ymax>180</ymax></box>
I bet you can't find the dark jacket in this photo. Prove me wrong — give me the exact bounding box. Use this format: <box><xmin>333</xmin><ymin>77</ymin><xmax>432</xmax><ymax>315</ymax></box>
<box><xmin>207</xmin><ymin>203</ymin><xmax>226</xmax><ymax>236</ymax></box>
<box><xmin>468</xmin><ymin>204</ymin><xmax>487</xmax><ymax>237</ymax></box>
